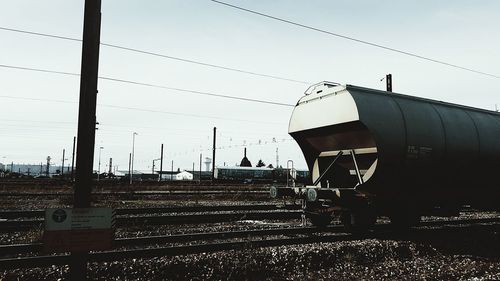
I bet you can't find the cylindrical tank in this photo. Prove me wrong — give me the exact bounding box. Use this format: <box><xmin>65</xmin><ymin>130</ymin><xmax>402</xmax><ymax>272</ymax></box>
<box><xmin>289</xmin><ymin>82</ymin><xmax>500</xmax><ymax>208</ymax></box>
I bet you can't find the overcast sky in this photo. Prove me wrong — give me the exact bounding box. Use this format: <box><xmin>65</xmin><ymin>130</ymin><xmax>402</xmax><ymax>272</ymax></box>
<box><xmin>0</xmin><ymin>0</ymin><xmax>499</xmax><ymax>172</ymax></box>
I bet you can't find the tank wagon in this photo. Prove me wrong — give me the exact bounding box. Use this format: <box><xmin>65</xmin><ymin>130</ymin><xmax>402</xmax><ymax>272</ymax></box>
<box><xmin>271</xmin><ymin>82</ymin><xmax>500</xmax><ymax>230</ymax></box>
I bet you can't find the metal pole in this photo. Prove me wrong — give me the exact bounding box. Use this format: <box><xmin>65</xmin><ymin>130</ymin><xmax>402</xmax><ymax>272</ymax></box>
<box><xmin>72</xmin><ymin>0</ymin><xmax>102</xmax><ymax>279</ymax></box>
<box><xmin>62</xmin><ymin>149</ymin><xmax>65</xmax><ymax>177</ymax></box>
<box><xmin>212</xmin><ymin>127</ymin><xmax>216</xmax><ymax>181</ymax></box>
<box><xmin>171</xmin><ymin>160</ymin><xmax>173</xmax><ymax>181</ymax></box>
<box><xmin>159</xmin><ymin>144</ymin><xmax>163</xmax><ymax>182</ymax></box>
<box><xmin>97</xmin><ymin>147</ymin><xmax>103</xmax><ymax>181</ymax></box>
<box><xmin>386</xmin><ymin>74</ymin><xmax>392</xmax><ymax>92</ymax></box>
<box><xmin>71</xmin><ymin>136</ymin><xmax>76</xmax><ymax>181</ymax></box>
<box><xmin>46</xmin><ymin>157</ymin><xmax>50</xmax><ymax>177</ymax></box>
<box><xmin>276</xmin><ymin>147</ymin><xmax>279</xmax><ymax>168</ymax></box>
<box><xmin>128</xmin><ymin>153</ymin><xmax>132</xmax><ymax>183</ymax></box>
<box><xmin>199</xmin><ymin>153</ymin><xmax>202</xmax><ymax>184</ymax></box>
<box><xmin>130</xmin><ymin>132</ymin><xmax>137</xmax><ymax>184</ymax></box>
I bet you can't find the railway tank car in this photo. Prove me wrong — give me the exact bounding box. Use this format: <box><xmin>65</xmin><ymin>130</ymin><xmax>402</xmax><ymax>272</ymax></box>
<box><xmin>271</xmin><ymin>81</ymin><xmax>500</xmax><ymax>230</ymax></box>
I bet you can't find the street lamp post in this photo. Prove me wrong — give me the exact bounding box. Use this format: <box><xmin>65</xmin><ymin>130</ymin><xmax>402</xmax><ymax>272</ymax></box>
<box><xmin>130</xmin><ymin>132</ymin><xmax>138</xmax><ymax>184</ymax></box>
<box><xmin>97</xmin><ymin>146</ymin><xmax>104</xmax><ymax>181</ymax></box>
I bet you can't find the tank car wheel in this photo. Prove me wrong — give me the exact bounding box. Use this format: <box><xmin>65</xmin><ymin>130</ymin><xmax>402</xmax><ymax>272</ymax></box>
<box><xmin>341</xmin><ymin>209</ymin><xmax>376</xmax><ymax>233</ymax></box>
<box><xmin>309</xmin><ymin>213</ymin><xmax>332</xmax><ymax>227</ymax></box>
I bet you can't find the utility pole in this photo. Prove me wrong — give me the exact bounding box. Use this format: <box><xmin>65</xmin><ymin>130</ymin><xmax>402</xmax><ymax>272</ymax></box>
<box><xmin>199</xmin><ymin>153</ymin><xmax>202</xmax><ymax>184</ymax></box>
<box><xmin>97</xmin><ymin>147</ymin><xmax>103</xmax><ymax>181</ymax></box>
<box><xmin>130</xmin><ymin>132</ymin><xmax>138</xmax><ymax>184</ymax></box>
<box><xmin>212</xmin><ymin>127</ymin><xmax>216</xmax><ymax>181</ymax></box>
<box><xmin>72</xmin><ymin>0</ymin><xmax>102</xmax><ymax>279</ymax></box>
<box><xmin>276</xmin><ymin>147</ymin><xmax>279</xmax><ymax>168</ymax></box>
<box><xmin>61</xmin><ymin>149</ymin><xmax>65</xmax><ymax>177</ymax></box>
<box><xmin>171</xmin><ymin>160</ymin><xmax>173</xmax><ymax>181</ymax></box>
<box><xmin>159</xmin><ymin>144</ymin><xmax>163</xmax><ymax>182</ymax></box>
<box><xmin>108</xmin><ymin>158</ymin><xmax>112</xmax><ymax>175</ymax></box>
<box><xmin>71</xmin><ymin>136</ymin><xmax>76</xmax><ymax>181</ymax></box>
<box><xmin>386</xmin><ymin>74</ymin><xmax>392</xmax><ymax>92</ymax></box>
<box><xmin>128</xmin><ymin>153</ymin><xmax>132</xmax><ymax>183</ymax></box>
<box><xmin>46</xmin><ymin>157</ymin><xmax>51</xmax><ymax>177</ymax></box>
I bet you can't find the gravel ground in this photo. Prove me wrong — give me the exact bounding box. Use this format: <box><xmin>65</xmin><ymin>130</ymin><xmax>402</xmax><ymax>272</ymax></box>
<box><xmin>2</xmin><ymin>185</ymin><xmax>499</xmax><ymax>280</ymax></box>
<box><xmin>2</xmin><ymin>239</ymin><xmax>500</xmax><ymax>280</ymax></box>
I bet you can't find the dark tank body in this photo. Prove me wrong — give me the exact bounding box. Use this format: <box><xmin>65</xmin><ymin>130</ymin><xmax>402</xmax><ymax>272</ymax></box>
<box><xmin>272</xmin><ymin>82</ymin><xmax>500</xmax><ymax>229</ymax></box>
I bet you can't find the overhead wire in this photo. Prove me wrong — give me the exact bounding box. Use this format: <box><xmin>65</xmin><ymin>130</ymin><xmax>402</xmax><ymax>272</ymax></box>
<box><xmin>0</xmin><ymin>64</ymin><xmax>295</xmax><ymax>107</ymax></box>
<box><xmin>0</xmin><ymin>94</ymin><xmax>286</xmax><ymax>125</ymax></box>
<box><xmin>0</xmin><ymin>26</ymin><xmax>310</xmax><ymax>84</ymax></box>
<box><xmin>210</xmin><ymin>0</ymin><xmax>500</xmax><ymax>80</ymax></box>
<box><xmin>0</xmin><ymin>118</ymin><xmax>286</xmax><ymax>136</ymax></box>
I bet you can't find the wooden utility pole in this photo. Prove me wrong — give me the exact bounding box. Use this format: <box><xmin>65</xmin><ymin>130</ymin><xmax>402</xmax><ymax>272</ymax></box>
<box><xmin>71</xmin><ymin>0</ymin><xmax>102</xmax><ymax>279</ymax></box>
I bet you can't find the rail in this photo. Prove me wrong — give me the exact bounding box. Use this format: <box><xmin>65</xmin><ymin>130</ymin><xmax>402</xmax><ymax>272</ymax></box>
<box><xmin>1</xmin><ymin>217</ymin><xmax>499</xmax><ymax>269</ymax></box>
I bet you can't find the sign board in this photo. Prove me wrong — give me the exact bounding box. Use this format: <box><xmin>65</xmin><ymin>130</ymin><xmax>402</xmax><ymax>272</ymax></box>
<box><xmin>43</xmin><ymin>208</ymin><xmax>115</xmax><ymax>253</ymax></box>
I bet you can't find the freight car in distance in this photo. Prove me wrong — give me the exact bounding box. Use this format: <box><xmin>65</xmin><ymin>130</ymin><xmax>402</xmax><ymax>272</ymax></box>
<box><xmin>214</xmin><ymin>166</ymin><xmax>309</xmax><ymax>184</ymax></box>
<box><xmin>271</xmin><ymin>82</ymin><xmax>500</xmax><ymax>231</ymax></box>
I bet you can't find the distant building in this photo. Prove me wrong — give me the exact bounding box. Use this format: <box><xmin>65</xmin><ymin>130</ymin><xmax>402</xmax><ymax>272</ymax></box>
<box><xmin>158</xmin><ymin>170</ymin><xmax>193</xmax><ymax>181</ymax></box>
<box><xmin>240</xmin><ymin>148</ymin><xmax>252</xmax><ymax>167</ymax></box>
<box><xmin>175</xmin><ymin>171</ymin><xmax>193</xmax><ymax>181</ymax></box>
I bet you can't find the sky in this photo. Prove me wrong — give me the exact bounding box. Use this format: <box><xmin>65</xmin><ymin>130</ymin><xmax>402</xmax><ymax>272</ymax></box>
<box><xmin>0</xmin><ymin>0</ymin><xmax>499</xmax><ymax>172</ymax></box>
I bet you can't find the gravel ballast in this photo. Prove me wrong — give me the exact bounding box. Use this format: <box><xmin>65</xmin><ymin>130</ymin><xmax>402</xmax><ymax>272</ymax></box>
<box><xmin>2</xmin><ymin>239</ymin><xmax>500</xmax><ymax>280</ymax></box>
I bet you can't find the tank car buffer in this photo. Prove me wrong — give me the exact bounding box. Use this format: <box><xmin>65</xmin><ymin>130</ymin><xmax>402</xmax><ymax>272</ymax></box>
<box><xmin>271</xmin><ymin>81</ymin><xmax>500</xmax><ymax>232</ymax></box>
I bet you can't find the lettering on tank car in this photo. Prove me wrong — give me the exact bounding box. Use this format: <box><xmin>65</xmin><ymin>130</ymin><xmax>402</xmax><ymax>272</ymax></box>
<box><xmin>418</xmin><ymin>147</ymin><xmax>433</xmax><ymax>160</ymax></box>
<box><xmin>406</xmin><ymin>145</ymin><xmax>433</xmax><ymax>160</ymax></box>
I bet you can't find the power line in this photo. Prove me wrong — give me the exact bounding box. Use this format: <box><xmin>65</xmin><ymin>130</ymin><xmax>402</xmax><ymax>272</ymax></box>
<box><xmin>211</xmin><ymin>0</ymin><xmax>500</xmax><ymax>80</ymax></box>
<box><xmin>0</xmin><ymin>64</ymin><xmax>294</xmax><ymax>107</ymax></box>
<box><xmin>0</xmin><ymin>118</ymin><xmax>285</xmax><ymax>136</ymax></box>
<box><xmin>0</xmin><ymin>26</ymin><xmax>310</xmax><ymax>84</ymax></box>
<box><xmin>99</xmin><ymin>76</ymin><xmax>295</xmax><ymax>107</ymax></box>
<box><xmin>0</xmin><ymin>94</ymin><xmax>286</xmax><ymax>125</ymax></box>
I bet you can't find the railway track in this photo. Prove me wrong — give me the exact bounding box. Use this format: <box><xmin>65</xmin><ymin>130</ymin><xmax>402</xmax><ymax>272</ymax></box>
<box><xmin>1</xmin><ymin>217</ymin><xmax>499</xmax><ymax>269</ymax></box>
<box><xmin>0</xmin><ymin>190</ymin><xmax>268</xmax><ymax>197</ymax></box>
<box><xmin>0</xmin><ymin>225</ymin><xmax>339</xmax><ymax>256</ymax></box>
<box><xmin>0</xmin><ymin>204</ymin><xmax>300</xmax><ymax>219</ymax></box>
<box><xmin>0</xmin><ymin>210</ymin><xmax>303</xmax><ymax>232</ymax></box>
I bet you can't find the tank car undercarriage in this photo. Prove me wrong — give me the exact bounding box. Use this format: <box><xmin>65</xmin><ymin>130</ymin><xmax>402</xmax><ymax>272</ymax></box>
<box><xmin>271</xmin><ymin>149</ymin><xmax>386</xmax><ymax>232</ymax></box>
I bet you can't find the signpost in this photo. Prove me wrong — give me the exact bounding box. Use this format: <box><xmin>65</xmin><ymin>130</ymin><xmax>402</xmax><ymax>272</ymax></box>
<box><xmin>43</xmin><ymin>208</ymin><xmax>115</xmax><ymax>253</ymax></box>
